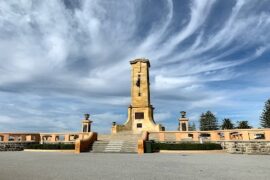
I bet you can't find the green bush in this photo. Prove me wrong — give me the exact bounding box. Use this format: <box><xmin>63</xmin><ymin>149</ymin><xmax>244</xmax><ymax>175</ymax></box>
<box><xmin>26</xmin><ymin>143</ymin><xmax>75</xmax><ymax>150</ymax></box>
<box><xmin>152</xmin><ymin>142</ymin><xmax>222</xmax><ymax>151</ymax></box>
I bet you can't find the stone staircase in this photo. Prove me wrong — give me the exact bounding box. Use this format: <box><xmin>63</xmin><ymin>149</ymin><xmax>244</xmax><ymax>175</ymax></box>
<box><xmin>89</xmin><ymin>132</ymin><xmax>141</xmax><ymax>153</ymax></box>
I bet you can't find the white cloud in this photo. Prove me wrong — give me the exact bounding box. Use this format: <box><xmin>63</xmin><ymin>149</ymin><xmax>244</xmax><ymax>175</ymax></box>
<box><xmin>154</xmin><ymin>112</ymin><xmax>172</xmax><ymax>122</ymax></box>
<box><xmin>0</xmin><ymin>0</ymin><xmax>269</xmax><ymax>132</ymax></box>
<box><xmin>255</xmin><ymin>46</ymin><xmax>268</xmax><ymax>57</ymax></box>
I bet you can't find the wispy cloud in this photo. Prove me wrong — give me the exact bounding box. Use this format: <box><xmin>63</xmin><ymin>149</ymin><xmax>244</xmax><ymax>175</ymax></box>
<box><xmin>0</xmin><ymin>0</ymin><xmax>270</xmax><ymax>132</ymax></box>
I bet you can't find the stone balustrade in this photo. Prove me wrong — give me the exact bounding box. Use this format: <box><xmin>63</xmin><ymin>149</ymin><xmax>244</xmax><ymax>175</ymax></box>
<box><xmin>148</xmin><ymin>129</ymin><xmax>270</xmax><ymax>142</ymax></box>
<box><xmin>0</xmin><ymin>132</ymin><xmax>95</xmax><ymax>151</ymax></box>
<box><xmin>0</xmin><ymin>132</ymin><xmax>92</xmax><ymax>144</ymax></box>
<box><xmin>0</xmin><ymin>133</ymin><xmax>40</xmax><ymax>143</ymax></box>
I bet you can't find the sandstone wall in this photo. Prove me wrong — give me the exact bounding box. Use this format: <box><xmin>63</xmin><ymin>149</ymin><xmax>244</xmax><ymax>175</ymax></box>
<box><xmin>0</xmin><ymin>142</ymin><xmax>37</xmax><ymax>151</ymax></box>
<box><xmin>221</xmin><ymin>141</ymin><xmax>270</xmax><ymax>155</ymax></box>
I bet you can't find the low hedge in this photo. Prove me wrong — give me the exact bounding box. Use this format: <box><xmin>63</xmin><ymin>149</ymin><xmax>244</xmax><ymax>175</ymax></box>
<box><xmin>151</xmin><ymin>142</ymin><xmax>222</xmax><ymax>151</ymax></box>
<box><xmin>25</xmin><ymin>143</ymin><xmax>75</xmax><ymax>150</ymax></box>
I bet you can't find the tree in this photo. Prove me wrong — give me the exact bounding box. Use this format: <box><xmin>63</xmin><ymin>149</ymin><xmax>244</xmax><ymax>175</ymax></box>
<box><xmin>221</xmin><ymin>118</ymin><xmax>234</xmax><ymax>130</ymax></box>
<box><xmin>200</xmin><ymin>111</ymin><xmax>219</xmax><ymax>131</ymax></box>
<box><xmin>260</xmin><ymin>99</ymin><xmax>270</xmax><ymax>128</ymax></box>
<box><xmin>236</xmin><ymin>121</ymin><xmax>252</xmax><ymax>129</ymax></box>
<box><xmin>200</xmin><ymin>113</ymin><xmax>207</xmax><ymax>131</ymax></box>
<box><xmin>189</xmin><ymin>122</ymin><xmax>196</xmax><ymax>131</ymax></box>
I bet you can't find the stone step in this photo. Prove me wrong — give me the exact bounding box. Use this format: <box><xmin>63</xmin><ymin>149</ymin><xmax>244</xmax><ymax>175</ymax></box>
<box><xmin>104</xmin><ymin>140</ymin><xmax>124</xmax><ymax>152</ymax></box>
<box><xmin>90</xmin><ymin>143</ymin><xmax>137</xmax><ymax>153</ymax></box>
<box><xmin>89</xmin><ymin>133</ymin><xmax>141</xmax><ymax>153</ymax></box>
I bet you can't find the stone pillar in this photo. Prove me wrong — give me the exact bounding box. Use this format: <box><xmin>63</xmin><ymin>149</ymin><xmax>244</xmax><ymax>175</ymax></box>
<box><xmin>242</xmin><ymin>131</ymin><xmax>250</xmax><ymax>141</ymax></box>
<box><xmin>64</xmin><ymin>134</ymin><xmax>70</xmax><ymax>142</ymax></box>
<box><xmin>224</xmin><ymin>131</ymin><xmax>231</xmax><ymax>140</ymax></box>
<box><xmin>111</xmin><ymin>122</ymin><xmax>117</xmax><ymax>134</ymax></box>
<box><xmin>51</xmin><ymin>134</ymin><xmax>56</xmax><ymax>142</ymax></box>
<box><xmin>14</xmin><ymin>136</ymin><xmax>19</xmax><ymax>142</ymax></box>
<box><xmin>40</xmin><ymin>135</ymin><xmax>44</xmax><ymax>144</ymax></box>
<box><xmin>82</xmin><ymin>114</ymin><xmax>92</xmax><ymax>133</ymax></box>
<box><xmin>265</xmin><ymin>130</ymin><xmax>270</xmax><ymax>141</ymax></box>
<box><xmin>3</xmin><ymin>134</ymin><xmax>9</xmax><ymax>142</ymax></box>
<box><xmin>178</xmin><ymin>111</ymin><xmax>189</xmax><ymax>131</ymax></box>
<box><xmin>159</xmin><ymin>132</ymin><xmax>165</xmax><ymax>141</ymax></box>
<box><xmin>193</xmin><ymin>132</ymin><xmax>199</xmax><ymax>141</ymax></box>
<box><xmin>210</xmin><ymin>132</ymin><xmax>220</xmax><ymax>141</ymax></box>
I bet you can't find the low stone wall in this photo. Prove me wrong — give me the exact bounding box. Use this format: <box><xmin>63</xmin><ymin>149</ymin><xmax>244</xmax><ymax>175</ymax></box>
<box><xmin>0</xmin><ymin>142</ymin><xmax>38</xmax><ymax>151</ymax></box>
<box><xmin>221</xmin><ymin>141</ymin><xmax>270</xmax><ymax>155</ymax></box>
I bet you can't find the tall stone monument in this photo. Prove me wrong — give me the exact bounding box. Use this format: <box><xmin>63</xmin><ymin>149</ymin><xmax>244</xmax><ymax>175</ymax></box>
<box><xmin>112</xmin><ymin>58</ymin><xmax>162</xmax><ymax>134</ymax></box>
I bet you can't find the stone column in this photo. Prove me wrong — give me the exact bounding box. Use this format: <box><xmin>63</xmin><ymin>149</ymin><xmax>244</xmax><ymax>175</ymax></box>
<box><xmin>159</xmin><ymin>132</ymin><xmax>165</xmax><ymax>141</ymax></box>
<box><xmin>26</xmin><ymin>135</ymin><xmax>32</xmax><ymax>141</ymax></box>
<box><xmin>210</xmin><ymin>132</ymin><xmax>219</xmax><ymax>141</ymax></box>
<box><xmin>40</xmin><ymin>135</ymin><xmax>44</xmax><ymax>144</ymax></box>
<box><xmin>193</xmin><ymin>132</ymin><xmax>199</xmax><ymax>141</ymax></box>
<box><xmin>51</xmin><ymin>134</ymin><xmax>57</xmax><ymax>142</ymax></box>
<box><xmin>265</xmin><ymin>130</ymin><xmax>270</xmax><ymax>141</ymax></box>
<box><xmin>64</xmin><ymin>134</ymin><xmax>70</xmax><ymax>142</ymax></box>
<box><xmin>224</xmin><ymin>131</ymin><xmax>231</xmax><ymax>140</ymax></box>
<box><xmin>3</xmin><ymin>134</ymin><xmax>9</xmax><ymax>142</ymax></box>
<box><xmin>14</xmin><ymin>136</ymin><xmax>19</xmax><ymax>142</ymax></box>
<box><xmin>178</xmin><ymin>111</ymin><xmax>189</xmax><ymax>131</ymax></box>
<box><xmin>242</xmin><ymin>131</ymin><xmax>250</xmax><ymax>141</ymax></box>
<box><xmin>82</xmin><ymin>114</ymin><xmax>92</xmax><ymax>132</ymax></box>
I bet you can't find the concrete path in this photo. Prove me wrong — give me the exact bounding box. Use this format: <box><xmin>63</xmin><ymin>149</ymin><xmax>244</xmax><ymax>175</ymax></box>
<box><xmin>0</xmin><ymin>152</ymin><xmax>270</xmax><ymax>180</ymax></box>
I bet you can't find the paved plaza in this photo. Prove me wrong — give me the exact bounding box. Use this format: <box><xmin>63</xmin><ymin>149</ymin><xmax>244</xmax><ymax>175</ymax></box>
<box><xmin>0</xmin><ymin>152</ymin><xmax>270</xmax><ymax>180</ymax></box>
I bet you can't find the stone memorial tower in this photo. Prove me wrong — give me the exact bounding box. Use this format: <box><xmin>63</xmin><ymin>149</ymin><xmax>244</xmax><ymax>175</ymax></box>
<box><xmin>112</xmin><ymin>58</ymin><xmax>162</xmax><ymax>134</ymax></box>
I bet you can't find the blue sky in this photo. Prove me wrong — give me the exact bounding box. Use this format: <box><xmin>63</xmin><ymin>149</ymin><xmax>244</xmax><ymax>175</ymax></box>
<box><xmin>0</xmin><ymin>0</ymin><xmax>270</xmax><ymax>133</ymax></box>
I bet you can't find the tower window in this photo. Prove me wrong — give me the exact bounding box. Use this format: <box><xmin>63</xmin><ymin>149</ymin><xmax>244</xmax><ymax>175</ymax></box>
<box><xmin>135</xmin><ymin>112</ymin><xmax>144</xmax><ymax>119</ymax></box>
<box><xmin>137</xmin><ymin>123</ymin><xmax>142</xmax><ymax>128</ymax></box>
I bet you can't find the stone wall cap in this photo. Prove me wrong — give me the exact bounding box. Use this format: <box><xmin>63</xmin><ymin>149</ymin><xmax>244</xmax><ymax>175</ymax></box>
<box><xmin>82</xmin><ymin>120</ymin><xmax>92</xmax><ymax>123</ymax></box>
<box><xmin>179</xmin><ymin>118</ymin><xmax>189</xmax><ymax>121</ymax></box>
<box><xmin>0</xmin><ymin>132</ymin><xmax>40</xmax><ymax>135</ymax></box>
<box><xmin>130</xmin><ymin>58</ymin><xmax>150</xmax><ymax>67</ymax></box>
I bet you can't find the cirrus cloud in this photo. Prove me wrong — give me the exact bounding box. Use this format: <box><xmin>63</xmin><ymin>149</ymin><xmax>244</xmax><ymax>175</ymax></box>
<box><xmin>0</xmin><ymin>0</ymin><xmax>270</xmax><ymax>132</ymax></box>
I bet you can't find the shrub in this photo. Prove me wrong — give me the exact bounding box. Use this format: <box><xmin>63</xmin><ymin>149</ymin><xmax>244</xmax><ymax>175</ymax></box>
<box><xmin>26</xmin><ymin>143</ymin><xmax>75</xmax><ymax>150</ymax></box>
<box><xmin>152</xmin><ymin>142</ymin><xmax>222</xmax><ymax>151</ymax></box>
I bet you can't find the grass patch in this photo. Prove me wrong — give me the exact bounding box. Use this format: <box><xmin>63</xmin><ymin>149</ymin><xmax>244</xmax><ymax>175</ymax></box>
<box><xmin>25</xmin><ymin>143</ymin><xmax>75</xmax><ymax>150</ymax></box>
